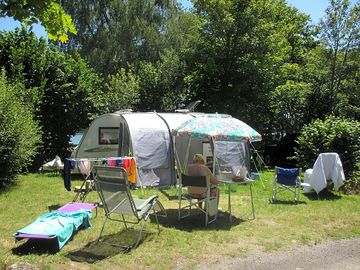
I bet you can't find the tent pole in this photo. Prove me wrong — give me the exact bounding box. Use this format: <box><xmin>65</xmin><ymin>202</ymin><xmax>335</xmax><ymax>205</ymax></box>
<box><xmin>250</xmin><ymin>142</ymin><xmax>265</xmax><ymax>189</ymax></box>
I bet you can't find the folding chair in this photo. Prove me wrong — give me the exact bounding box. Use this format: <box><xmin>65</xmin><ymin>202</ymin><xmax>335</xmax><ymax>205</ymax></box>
<box><xmin>178</xmin><ymin>174</ymin><xmax>218</xmax><ymax>226</ymax></box>
<box><xmin>272</xmin><ymin>166</ymin><xmax>310</xmax><ymax>202</ymax></box>
<box><xmin>93</xmin><ymin>166</ymin><xmax>166</xmax><ymax>250</ymax></box>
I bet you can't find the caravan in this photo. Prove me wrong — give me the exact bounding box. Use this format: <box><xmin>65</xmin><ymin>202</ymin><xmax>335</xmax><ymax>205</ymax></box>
<box><xmin>71</xmin><ymin>111</ymin><xmax>256</xmax><ymax>187</ymax></box>
<box><xmin>71</xmin><ymin>111</ymin><xmax>130</xmax><ymax>159</ymax></box>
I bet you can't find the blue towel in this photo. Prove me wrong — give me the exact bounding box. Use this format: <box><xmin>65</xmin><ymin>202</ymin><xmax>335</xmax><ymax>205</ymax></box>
<box><xmin>17</xmin><ymin>210</ymin><xmax>92</xmax><ymax>249</ymax></box>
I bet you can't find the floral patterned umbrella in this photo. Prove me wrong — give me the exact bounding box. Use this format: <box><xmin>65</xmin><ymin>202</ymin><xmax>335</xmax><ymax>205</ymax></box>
<box><xmin>173</xmin><ymin>114</ymin><xmax>262</xmax><ymax>142</ymax></box>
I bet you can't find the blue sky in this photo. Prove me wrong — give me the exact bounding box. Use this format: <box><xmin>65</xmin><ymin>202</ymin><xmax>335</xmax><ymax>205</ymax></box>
<box><xmin>0</xmin><ymin>1</ymin><xmax>353</xmax><ymax>38</ymax></box>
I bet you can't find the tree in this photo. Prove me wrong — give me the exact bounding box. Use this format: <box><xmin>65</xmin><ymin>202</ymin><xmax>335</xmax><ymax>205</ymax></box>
<box><xmin>183</xmin><ymin>0</ymin><xmax>312</xmax><ymax>131</ymax></box>
<box><xmin>0</xmin><ymin>71</ymin><xmax>41</xmax><ymax>188</ymax></box>
<box><xmin>59</xmin><ymin>0</ymin><xmax>189</xmax><ymax>76</ymax></box>
<box><xmin>270</xmin><ymin>80</ymin><xmax>312</xmax><ymax>133</ymax></box>
<box><xmin>0</xmin><ymin>28</ymin><xmax>105</xmax><ymax>167</ymax></box>
<box><xmin>105</xmin><ymin>68</ymin><xmax>140</xmax><ymax>112</ymax></box>
<box><xmin>318</xmin><ymin>0</ymin><xmax>360</xmax><ymax>114</ymax></box>
<box><xmin>137</xmin><ymin>49</ymin><xmax>187</xmax><ymax>112</ymax></box>
<box><xmin>0</xmin><ymin>0</ymin><xmax>76</xmax><ymax>42</ymax></box>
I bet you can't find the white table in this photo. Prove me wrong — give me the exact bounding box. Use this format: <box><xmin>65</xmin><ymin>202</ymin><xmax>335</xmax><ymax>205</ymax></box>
<box><xmin>218</xmin><ymin>178</ymin><xmax>255</xmax><ymax>223</ymax></box>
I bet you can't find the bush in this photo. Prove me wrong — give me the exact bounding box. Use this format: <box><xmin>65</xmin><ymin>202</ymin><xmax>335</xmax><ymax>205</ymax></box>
<box><xmin>0</xmin><ymin>72</ymin><xmax>42</xmax><ymax>188</ymax></box>
<box><xmin>294</xmin><ymin>116</ymin><xmax>360</xmax><ymax>192</ymax></box>
<box><xmin>0</xmin><ymin>28</ymin><xmax>105</xmax><ymax>167</ymax></box>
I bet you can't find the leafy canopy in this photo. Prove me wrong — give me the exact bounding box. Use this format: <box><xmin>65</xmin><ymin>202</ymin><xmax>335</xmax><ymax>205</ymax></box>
<box><xmin>0</xmin><ymin>71</ymin><xmax>41</xmax><ymax>188</ymax></box>
<box><xmin>0</xmin><ymin>0</ymin><xmax>77</xmax><ymax>42</ymax></box>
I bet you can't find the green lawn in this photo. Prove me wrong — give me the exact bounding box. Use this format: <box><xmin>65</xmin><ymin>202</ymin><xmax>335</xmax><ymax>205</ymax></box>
<box><xmin>1</xmin><ymin>170</ymin><xmax>359</xmax><ymax>270</ymax></box>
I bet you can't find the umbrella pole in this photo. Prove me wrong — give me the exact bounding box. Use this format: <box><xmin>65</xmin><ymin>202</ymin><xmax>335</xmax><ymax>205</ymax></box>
<box><xmin>173</xmin><ymin>137</ymin><xmax>183</xmax><ymax>177</ymax></box>
<box><xmin>212</xmin><ymin>138</ymin><xmax>216</xmax><ymax>175</ymax></box>
<box><xmin>183</xmin><ymin>136</ymin><xmax>192</xmax><ymax>173</ymax></box>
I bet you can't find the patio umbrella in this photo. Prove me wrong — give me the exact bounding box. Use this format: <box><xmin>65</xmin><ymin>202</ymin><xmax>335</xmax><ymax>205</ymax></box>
<box><xmin>172</xmin><ymin>114</ymin><xmax>261</xmax><ymax>142</ymax></box>
<box><xmin>172</xmin><ymin>114</ymin><xmax>261</xmax><ymax>174</ymax></box>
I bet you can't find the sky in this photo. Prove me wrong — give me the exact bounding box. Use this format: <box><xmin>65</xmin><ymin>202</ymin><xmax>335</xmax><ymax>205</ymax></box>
<box><xmin>0</xmin><ymin>1</ymin><xmax>354</xmax><ymax>38</ymax></box>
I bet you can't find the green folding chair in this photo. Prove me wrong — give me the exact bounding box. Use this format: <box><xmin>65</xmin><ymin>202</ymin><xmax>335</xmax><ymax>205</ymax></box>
<box><xmin>93</xmin><ymin>166</ymin><xmax>166</xmax><ymax>250</ymax></box>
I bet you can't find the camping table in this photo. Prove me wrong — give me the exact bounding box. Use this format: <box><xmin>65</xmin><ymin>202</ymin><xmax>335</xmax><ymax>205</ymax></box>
<box><xmin>218</xmin><ymin>178</ymin><xmax>255</xmax><ymax>223</ymax></box>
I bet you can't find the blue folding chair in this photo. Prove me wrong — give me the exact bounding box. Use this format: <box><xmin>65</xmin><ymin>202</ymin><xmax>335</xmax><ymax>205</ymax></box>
<box><xmin>272</xmin><ymin>167</ymin><xmax>310</xmax><ymax>202</ymax></box>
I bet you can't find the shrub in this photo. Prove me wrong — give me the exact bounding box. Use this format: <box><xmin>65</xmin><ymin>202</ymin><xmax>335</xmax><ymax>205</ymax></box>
<box><xmin>294</xmin><ymin>116</ymin><xmax>360</xmax><ymax>192</ymax></box>
<box><xmin>0</xmin><ymin>28</ymin><xmax>105</xmax><ymax>167</ymax></box>
<box><xmin>0</xmin><ymin>72</ymin><xmax>42</xmax><ymax>189</ymax></box>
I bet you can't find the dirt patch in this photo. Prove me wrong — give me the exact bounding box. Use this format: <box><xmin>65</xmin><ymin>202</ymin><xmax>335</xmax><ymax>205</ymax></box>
<box><xmin>196</xmin><ymin>237</ymin><xmax>360</xmax><ymax>270</ymax></box>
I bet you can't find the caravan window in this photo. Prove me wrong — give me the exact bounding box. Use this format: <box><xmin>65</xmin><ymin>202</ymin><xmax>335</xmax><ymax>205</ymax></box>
<box><xmin>99</xmin><ymin>127</ymin><xmax>119</xmax><ymax>145</ymax></box>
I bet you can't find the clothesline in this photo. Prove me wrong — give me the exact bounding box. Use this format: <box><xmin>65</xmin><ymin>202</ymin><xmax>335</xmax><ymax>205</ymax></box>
<box><xmin>63</xmin><ymin>157</ymin><xmax>137</xmax><ymax>191</ymax></box>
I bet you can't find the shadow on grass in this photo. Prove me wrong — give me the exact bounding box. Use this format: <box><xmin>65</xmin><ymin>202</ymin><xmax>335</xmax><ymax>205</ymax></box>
<box><xmin>269</xmin><ymin>199</ymin><xmax>307</xmax><ymax>205</ymax></box>
<box><xmin>158</xmin><ymin>189</ymin><xmax>178</xmax><ymax>201</ymax></box>
<box><xmin>66</xmin><ymin>229</ymin><xmax>154</xmax><ymax>263</ymax></box>
<box><xmin>303</xmin><ymin>189</ymin><xmax>342</xmax><ymax>201</ymax></box>
<box><xmin>48</xmin><ymin>204</ymin><xmax>62</xmax><ymax>211</ymax></box>
<box><xmin>12</xmin><ymin>238</ymin><xmax>59</xmax><ymax>255</ymax></box>
<box><xmin>150</xmin><ymin>208</ymin><xmax>244</xmax><ymax>231</ymax></box>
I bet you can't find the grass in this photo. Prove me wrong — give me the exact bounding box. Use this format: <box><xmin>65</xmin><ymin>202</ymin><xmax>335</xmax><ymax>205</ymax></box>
<box><xmin>1</xmin><ymin>170</ymin><xmax>360</xmax><ymax>270</ymax></box>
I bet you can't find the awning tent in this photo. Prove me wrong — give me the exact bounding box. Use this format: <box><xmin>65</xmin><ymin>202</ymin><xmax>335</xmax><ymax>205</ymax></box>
<box><xmin>173</xmin><ymin>114</ymin><xmax>262</xmax><ymax>177</ymax></box>
<box><xmin>119</xmin><ymin>112</ymin><xmax>195</xmax><ymax>186</ymax></box>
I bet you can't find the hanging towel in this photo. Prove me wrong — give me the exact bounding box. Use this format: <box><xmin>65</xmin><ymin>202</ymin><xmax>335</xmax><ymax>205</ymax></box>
<box><xmin>63</xmin><ymin>158</ymin><xmax>76</xmax><ymax>191</ymax></box>
<box><xmin>78</xmin><ymin>159</ymin><xmax>91</xmax><ymax>177</ymax></box>
<box><xmin>121</xmin><ymin>158</ymin><xmax>136</xmax><ymax>184</ymax></box>
<box><xmin>107</xmin><ymin>159</ymin><xmax>116</xmax><ymax>167</ymax></box>
<box><xmin>115</xmin><ymin>159</ymin><xmax>123</xmax><ymax>167</ymax></box>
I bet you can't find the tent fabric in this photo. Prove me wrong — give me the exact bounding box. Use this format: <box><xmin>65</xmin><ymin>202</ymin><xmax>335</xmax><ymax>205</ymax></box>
<box><xmin>118</xmin><ymin>112</ymin><xmax>260</xmax><ymax>187</ymax></box>
<box><xmin>157</xmin><ymin>113</ymin><xmax>194</xmax><ymax>131</ymax></box>
<box><xmin>122</xmin><ymin>113</ymin><xmax>170</xmax><ymax>169</ymax></box>
<box><xmin>215</xmin><ymin>141</ymin><xmax>250</xmax><ymax>175</ymax></box>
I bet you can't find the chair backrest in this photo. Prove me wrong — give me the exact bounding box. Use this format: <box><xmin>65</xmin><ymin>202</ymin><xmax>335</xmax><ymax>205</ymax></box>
<box><xmin>180</xmin><ymin>174</ymin><xmax>209</xmax><ymax>188</ymax></box>
<box><xmin>93</xmin><ymin>166</ymin><xmax>139</xmax><ymax>219</ymax></box>
<box><xmin>275</xmin><ymin>167</ymin><xmax>300</xmax><ymax>186</ymax></box>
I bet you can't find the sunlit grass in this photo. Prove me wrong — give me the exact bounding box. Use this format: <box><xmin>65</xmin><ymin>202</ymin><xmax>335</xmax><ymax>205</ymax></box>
<box><xmin>0</xmin><ymin>170</ymin><xmax>359</xmax><ymax>269</ymax></box>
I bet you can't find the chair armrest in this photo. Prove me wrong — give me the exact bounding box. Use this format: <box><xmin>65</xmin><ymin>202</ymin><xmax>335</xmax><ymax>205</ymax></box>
<box><xmin>135</xmin><ymin>195</ymin><xmax>158</xmax><ymax>211</ymax></box>
<box><xmin>300</xmin><ymin>182</ymin><xmax>311</xmax><ymax>187</ymax></box>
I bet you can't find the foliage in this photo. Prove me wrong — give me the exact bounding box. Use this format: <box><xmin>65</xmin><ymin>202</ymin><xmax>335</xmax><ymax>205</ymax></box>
<box><xmin>270</xmin><ymin>80</ymin><xmax>312</xmax><ymax>133</ymax></box>
<box><xmin>105</xmin><ymin>68</ymin><xmax>140</xmax><ymax>112</ymax></box>
<box><xmin>183</xmin><ymin>0</ymin><xmax>313</xmax><ymax>130</ymax></box>
<box><xmin>137</xmin><ymin>49</ymin><xmax>188</xmax><ymax>111</ymax></box>
<box><xmin>294</xmin><ymin>116</ymin><xmax>360</xmax><ymax>181</ymax></box>
<box><xmin>0</xmin><ymin>71</ymin><xmax>41</xmax><ymax>188</ymax></box>
<box><xmin>0</xmin><ymin>0</ymin><xmax>77</xmax><ymax>42</ymax></box>
<box><xmin>0</xmin><ymin>28</ymin><xmax>105</xmax><ymax>166</ymax></box>
<box><xmin>315</xmin><ymin>0</ymin><xmax>360</xmax><ymax>116</ymax></box>
<box><xmin>60</xmin><ymin>0</ymin><xmax>190</xmax><ymax>76</ymax></box>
